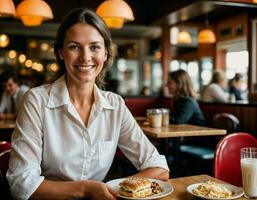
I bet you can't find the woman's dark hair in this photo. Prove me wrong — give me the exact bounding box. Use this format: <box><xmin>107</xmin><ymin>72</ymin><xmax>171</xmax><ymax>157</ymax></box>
<box><xmin>168</xmin><ymin>69</ymin><xmax>195</xmax><ymax>99</ymax></box>
<box><xmin>54</xmin><ymin>8</ymin><xmax>113</xmax><ymax>88</ymax></box>
<box><xmin>1</xmin><ymin>70</ymin><xmax>18</xmax><ymax>84</ymax></box>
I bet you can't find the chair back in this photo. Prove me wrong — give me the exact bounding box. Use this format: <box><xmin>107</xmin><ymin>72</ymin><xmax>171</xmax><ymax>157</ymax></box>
<box><xmin>212</xmin><ymin>113</ymin><xmax>240</xmax><ymax>133</ymax></box>
<box><xmin>213</xmin><ymin>132</ymin><xmax>257</xmax><ymax>187</ymax></box>
<box><xmin>0</xmin><ymin>141</ymin><xmax>11</xmax><ymax>153</ymax></box>
<box><xmin>0</xmin><ymin>149</ymin><xmax>12</xmax><ymax>199</ymax></box>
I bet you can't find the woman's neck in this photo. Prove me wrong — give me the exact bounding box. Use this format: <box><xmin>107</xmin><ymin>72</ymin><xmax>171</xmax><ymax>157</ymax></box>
<box><xmin>66</xmin><ymin>81</ymin><xmax>95</xmax><ymax>107</ymax></box>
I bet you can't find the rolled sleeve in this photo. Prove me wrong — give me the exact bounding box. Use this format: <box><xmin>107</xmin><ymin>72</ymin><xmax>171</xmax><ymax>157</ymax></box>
<box><xmin>139</xmin><ymin>150</ymin><xmax>169</xmax><ymax>172</ymax></box>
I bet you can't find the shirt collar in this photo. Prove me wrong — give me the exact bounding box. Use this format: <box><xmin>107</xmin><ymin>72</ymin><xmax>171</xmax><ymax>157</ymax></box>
<box><xmin>93</xmin><ymin>85</ymin><xmax>115</xmax><ymax>110</ymax></box>
<box><xmin>47</xmin><ymin>75</ymin><xmax>70</xmax><ymax>108</ymax></box>
<box><xmin>47</xmin><ymin>75</ymin><xmax>115</xmax><ymax>110</ymax></box>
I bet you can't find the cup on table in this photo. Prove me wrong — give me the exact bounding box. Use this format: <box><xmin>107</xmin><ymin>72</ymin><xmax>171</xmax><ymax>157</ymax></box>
<box><xmin>161</xmin><ymin>108</ymin><xmax>170</xmax><ymax>126</ymax></box>
<box><xmin>240</xmin><ymin>147</ymin><xmax>257</xmax><ymax>199</ymax></box>
<box><xmin>147</xmin><ymin>109</ymin><xmax>162</xmax><ymax>128</ymax></box>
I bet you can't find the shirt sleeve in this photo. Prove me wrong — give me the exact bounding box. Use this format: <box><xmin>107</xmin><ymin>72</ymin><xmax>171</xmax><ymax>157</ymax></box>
<box><xmin>209</xmin><ymin>84</ymin><xmax>229</xmax><ymax>102</ymax></box>
<box><xmin>6</xmin><ymin>90</ymin><xmax>45</xmax><ymax>200</ymax></box>
<box><xmin>117</xmin><ymin>98</ymin><xmax>169</xmax><ymax>172</ymax></box>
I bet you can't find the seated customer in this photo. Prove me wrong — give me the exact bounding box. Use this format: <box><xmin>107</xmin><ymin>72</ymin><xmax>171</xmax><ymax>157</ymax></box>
<box><xmin>201</xmin><ymin>70</ymin><xmax>229</xmax><ymax>103</ymax></box>
<box><xmin>167</xmin><ymin>69</ymin><xmax>206</xmax><ymax>126</ymax></box>
<box><xmin>229</xmin><ymin>73</ymin><xmax>244</xmax><ymax>101</ymax></box>
<box><xmin>0</xmin><ymin>70</ymin><xmax>29</xmax><ymax>118</ymax></box>
<box><xmin>7</xmin><ymin>8</ymin><xmax>169</xmax><ymax>200</ymax></box>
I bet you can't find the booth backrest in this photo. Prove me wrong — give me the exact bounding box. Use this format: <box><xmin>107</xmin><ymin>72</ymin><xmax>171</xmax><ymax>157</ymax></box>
<box><xmin>124</xmin><ymin>97</ymin><xmax>173</xmax><ymax>116</ymax></box>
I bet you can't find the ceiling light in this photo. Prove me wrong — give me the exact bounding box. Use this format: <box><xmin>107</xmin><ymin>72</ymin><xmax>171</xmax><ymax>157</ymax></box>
<box><xmin>177</xmin><ymin>31</ymin><xmax>192</xmax><ymax>44</ymax></box>
<box><xmin>198</xmin><ymin>29</ymin><xmax>216</xmax><ymax>43</ymax></box>
<box><xmin>16</xmin><ymin>0</ymin><xmax>53</xmax><ymax>26</ymax></box>
<box><xmin>96</xmin><ymin>0</ymin><xmax>134</xmax><ymax>29</ymax></box>
<box><xmin>0</xmin><ymin>34</ymin><xmax>10</xmax><ymax>48</ymax></box>
<box><xmin>0</xmin><ymin>0</ymin><xmax>15</xmax><ymax>17</ymax></box>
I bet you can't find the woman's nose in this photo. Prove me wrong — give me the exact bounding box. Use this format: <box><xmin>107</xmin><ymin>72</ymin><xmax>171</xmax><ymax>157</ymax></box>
<box><xmin>79</xmin><ymin>48</ymin><xmax>91</xmax><ymax>62</ymax></box>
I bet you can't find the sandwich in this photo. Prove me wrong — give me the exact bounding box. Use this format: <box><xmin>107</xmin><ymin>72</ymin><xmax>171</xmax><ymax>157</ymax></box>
<box><xmin>119</xmin><ymin>178</ymin><xmax>153</xmax><ymax>198</ymax></box>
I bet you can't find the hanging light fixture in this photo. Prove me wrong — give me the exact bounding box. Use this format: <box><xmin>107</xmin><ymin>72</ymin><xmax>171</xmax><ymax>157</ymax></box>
<box><xmin>253</xmin><ymin>0</ymin><xmax>257</xmax><ymax>3</ymax></box>
<box><xmin>198</xmin><ymin>29</ymin><xmax>216</xmax><ymax>43</ymax></box>
<box><xmin>96</xmin><ymin>0</ymin><xmax>134</xmax><ymax>29</ymax></box>
<box><xmin>0</xmin><ymin>0</ymin><xmax>15</xmax><ymax>17</ymax></box>
<box><xmin>198</xmin><ymin>14</ymin><xmax>216</xmax><ymax>44</ymax></box>
<box><xmin>177</xmin><ymin>30</ymin><xmax>192</xmax><ymax>44</ymax></box>
<box><xmin>16</xmin><ymin>0</ymin><xmax>53</xmax><ymax>26</ymax></box>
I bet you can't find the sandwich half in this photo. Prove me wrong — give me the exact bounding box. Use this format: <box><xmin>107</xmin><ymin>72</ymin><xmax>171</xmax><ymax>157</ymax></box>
<box><xmin>119</xmin><ymin>178</ymin><xmax>152</xmax><ymax>198</ymax></box>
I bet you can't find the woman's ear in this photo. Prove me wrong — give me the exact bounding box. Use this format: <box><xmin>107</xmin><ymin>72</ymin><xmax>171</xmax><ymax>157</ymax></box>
<box><xmin>58</xmin><ymin>49</ymin><xmax>63</xmax><ymax>60</ymax></box>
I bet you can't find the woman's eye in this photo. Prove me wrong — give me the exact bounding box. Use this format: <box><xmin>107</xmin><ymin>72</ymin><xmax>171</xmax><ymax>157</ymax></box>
<box><xmin>90</xmin><ymin>45</ymin><xmax>101</xmax><ymax>51</ymax></box>
<box><xmin>68</xmin><ymin>45</ymin><xmax>80</xmax><ymax>51</ymax></box>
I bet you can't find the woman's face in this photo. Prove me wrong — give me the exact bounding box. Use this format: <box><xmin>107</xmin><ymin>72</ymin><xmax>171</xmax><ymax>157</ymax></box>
<box><xmin>59</xmin><ymin>23</ymin><xmax>107</xmax><ymax>86</ymax></box>
<box><xmin>167</xmin><ymin>78</ymin><xmax>178</xmax><ymax>95</ymax></box>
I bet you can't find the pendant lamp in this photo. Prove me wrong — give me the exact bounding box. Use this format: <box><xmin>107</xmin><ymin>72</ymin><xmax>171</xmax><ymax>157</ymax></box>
<box><xmin>198</xmin><ymin>29</ymin><xmax>216</xmax><ymax>43</ymax></box>
<box><xmin>253</xmin><ymin>0</ymin><xmax>257</xmax><ymax>3</ymax></box>
<box><xmin>16</xmin><ymin>0</ymin><xmax>53</xmax><ymax>26</ymax></box>
<box><xmin>177</xmin><ymin>30</ymin><xmax>192</xmax><ymax>44</ymax></box>
<box><xmin>198</xmin><ymin>14</ymin><xmax>216</xmax><ymax>44</ymax></box>
<box><xmin>0</xmin><ymin>0</ymin><xmax>15</xmax><ymax>17</ymax></box>
<box><xmin>96</xmin><ymin>0</ymin><xmax>134</xmax><ymax>29</ymax></box>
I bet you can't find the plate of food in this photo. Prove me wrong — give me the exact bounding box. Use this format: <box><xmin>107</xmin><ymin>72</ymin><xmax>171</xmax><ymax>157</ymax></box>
<box><xmin>106</xmin><ymin>177</ymin><xmax>173</xmax><ymax>199</ymax></box>
<box><xmin>187</xmin><ymin>180</ymin><xmax>244</xmax><ymax>200</ymax></box>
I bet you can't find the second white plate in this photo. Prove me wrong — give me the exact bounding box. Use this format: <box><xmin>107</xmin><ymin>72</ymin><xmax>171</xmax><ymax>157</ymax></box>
<box><xmin>187</xmin><ymin>182</ymin><xmax>244</xmax><ymax>200</ymax></box>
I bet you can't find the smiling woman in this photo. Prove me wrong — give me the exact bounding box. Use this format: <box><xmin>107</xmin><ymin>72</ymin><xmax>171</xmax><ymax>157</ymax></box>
<box><xmin>6</xmin><ymin>8</ymin><xmax>169</xmax><ymax>200</ymax></box>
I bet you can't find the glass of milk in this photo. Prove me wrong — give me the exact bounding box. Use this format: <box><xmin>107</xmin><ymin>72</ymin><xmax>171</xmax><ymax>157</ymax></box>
<box><xmin>240</xmin><ymin>147</ymin><xmax>257</xmax><ymax>198</ymax></box>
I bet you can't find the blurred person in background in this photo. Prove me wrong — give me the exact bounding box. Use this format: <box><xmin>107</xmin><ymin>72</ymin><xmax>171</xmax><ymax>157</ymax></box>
<box><xmin>229</xmin><ymin>73</ymin><xmax>244</xmax><ymax>101</ymax></box>
<box><xmin>167</xmin><ymin>69</ymin><xmax>206</xmax><ymax>126</ymax></box>
<box><xmin>0</xmin><ymin>70</ymin><xmax>29</xmax><ymax>119</ymax></box>
<box><xmin>201</xmin><ymin>70</ymin><xmax>229</xmax><ymax>103</ymax></box>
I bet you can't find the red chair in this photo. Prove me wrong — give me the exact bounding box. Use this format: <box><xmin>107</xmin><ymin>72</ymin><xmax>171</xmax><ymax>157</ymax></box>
<box><xmin>0</xmin><ymin>141</ymin><xmax>11</xmax><ymax>153</ymax></box>
<box><xmin>213</xmin><ymin>132</ymin><xmax>257</xmax><ymax>187</ymax></box>
<box><xmin>0</xmin><ymin>149</ymin><xmax>12</xmax><ymax>199</ymax></box>
<box><xmin>212</xmin><ymin>113</ymin><xmax>240</xmax><ymax>133</ymax></box>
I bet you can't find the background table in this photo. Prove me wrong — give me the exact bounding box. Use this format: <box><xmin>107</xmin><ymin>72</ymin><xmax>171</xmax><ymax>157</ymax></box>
<box><xmin>139</xmin><ymin>123</ymin><xmax>226</xmax><ymax>177</ymax></box>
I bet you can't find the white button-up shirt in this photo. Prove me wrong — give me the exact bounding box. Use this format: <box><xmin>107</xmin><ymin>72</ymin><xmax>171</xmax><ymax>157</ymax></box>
<box><xmin>7</xmin><ymin>76</ymin><xmax>169</xmax><ymax>200</ymax></box>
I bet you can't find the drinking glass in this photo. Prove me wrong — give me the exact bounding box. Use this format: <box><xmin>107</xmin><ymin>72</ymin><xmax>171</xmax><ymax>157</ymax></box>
<box><xmin>146</xmin><ymin>109</ymin><xmax>162</xmax><ymax>128</ymax></box>
<box><xmin>240</xmin><ymin>147</ymin><xmax>257</xmax><ymax>198</ymax></box>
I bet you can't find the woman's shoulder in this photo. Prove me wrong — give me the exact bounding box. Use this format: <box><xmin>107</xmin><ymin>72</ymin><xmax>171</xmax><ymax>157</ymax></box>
<box><xmin>23</xmin><ymin>84</ymin><xmax>52</xmax><ymax>102</ymax></box>
<box><xmin>99</xmin><ymin>89</ymin><xmax>125</xmax><ymax>105</ymax></box>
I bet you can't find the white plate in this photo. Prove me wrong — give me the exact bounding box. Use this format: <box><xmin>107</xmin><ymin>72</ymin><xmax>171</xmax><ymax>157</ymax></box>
<box><xmin>187</xmin><ymin>183</ymin><xmax>244</xmax><ymax>200</ymax></box>
<box><xmin>106</xmin><ymin>178</ymin><xmax>173</xmax><ymax>200</ymax></box>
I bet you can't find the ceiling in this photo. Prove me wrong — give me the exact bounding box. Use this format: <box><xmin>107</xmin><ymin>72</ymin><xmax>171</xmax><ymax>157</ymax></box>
<box><xmin>1</xmin><ymin>0</ymin><xmax>257</xmax><ymax>39</ymax></box>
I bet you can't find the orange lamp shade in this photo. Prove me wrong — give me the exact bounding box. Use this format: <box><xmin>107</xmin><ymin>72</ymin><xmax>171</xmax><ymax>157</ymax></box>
<box><xmin>16</xmin><ymin>0</ymin><xmax>53</xmax><ymax>26</ymax></box>
<box><xmin>177</xmin><ymin>31</ymin><xmax>192</xmax><ymax>44</ymax></box>
<box><xmin>96</xmin><ymin>0</ymin><xmax>134</xmax><ymax>29</ymax></box>
<box><xmin>198</xmin><ymin>29</ymin><xmax>216</xmax><ymax>44</ymax></box>
<box><xmin>0</xmin><ymin>0</ymin><xmax>15</xmax><ymax>17</ymax></box>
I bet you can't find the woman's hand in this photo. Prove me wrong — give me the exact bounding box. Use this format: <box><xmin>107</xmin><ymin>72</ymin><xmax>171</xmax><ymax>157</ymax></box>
<box><xmin>86</xmin><ymin>180</ymin><xmax>118</xmax><ymax>200</ymax></box>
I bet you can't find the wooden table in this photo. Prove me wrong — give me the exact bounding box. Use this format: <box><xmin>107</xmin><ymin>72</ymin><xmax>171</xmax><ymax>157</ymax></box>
<box><xmin>140</xmin><ymin>124</ymin><xmax>226</xmax><ymax>138</ymax></box>
<box><xmin>162</xmin><ymin>174</ymin><xmax>245</xmax><ymax>200</ymax></box>
<box><xmin>138</xmin><ymin>122</ymin><xmax>226</xmax><ymax>177</ymax></box>
<box><xmin>0</xmin><ymin>120</ymin><xmax>16</xmax><ymax>129</ymax></box>
<box><xmin>0</xmin><ymin>120</ymin><xmax>15</xmax><ymax>142</ymax></box>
